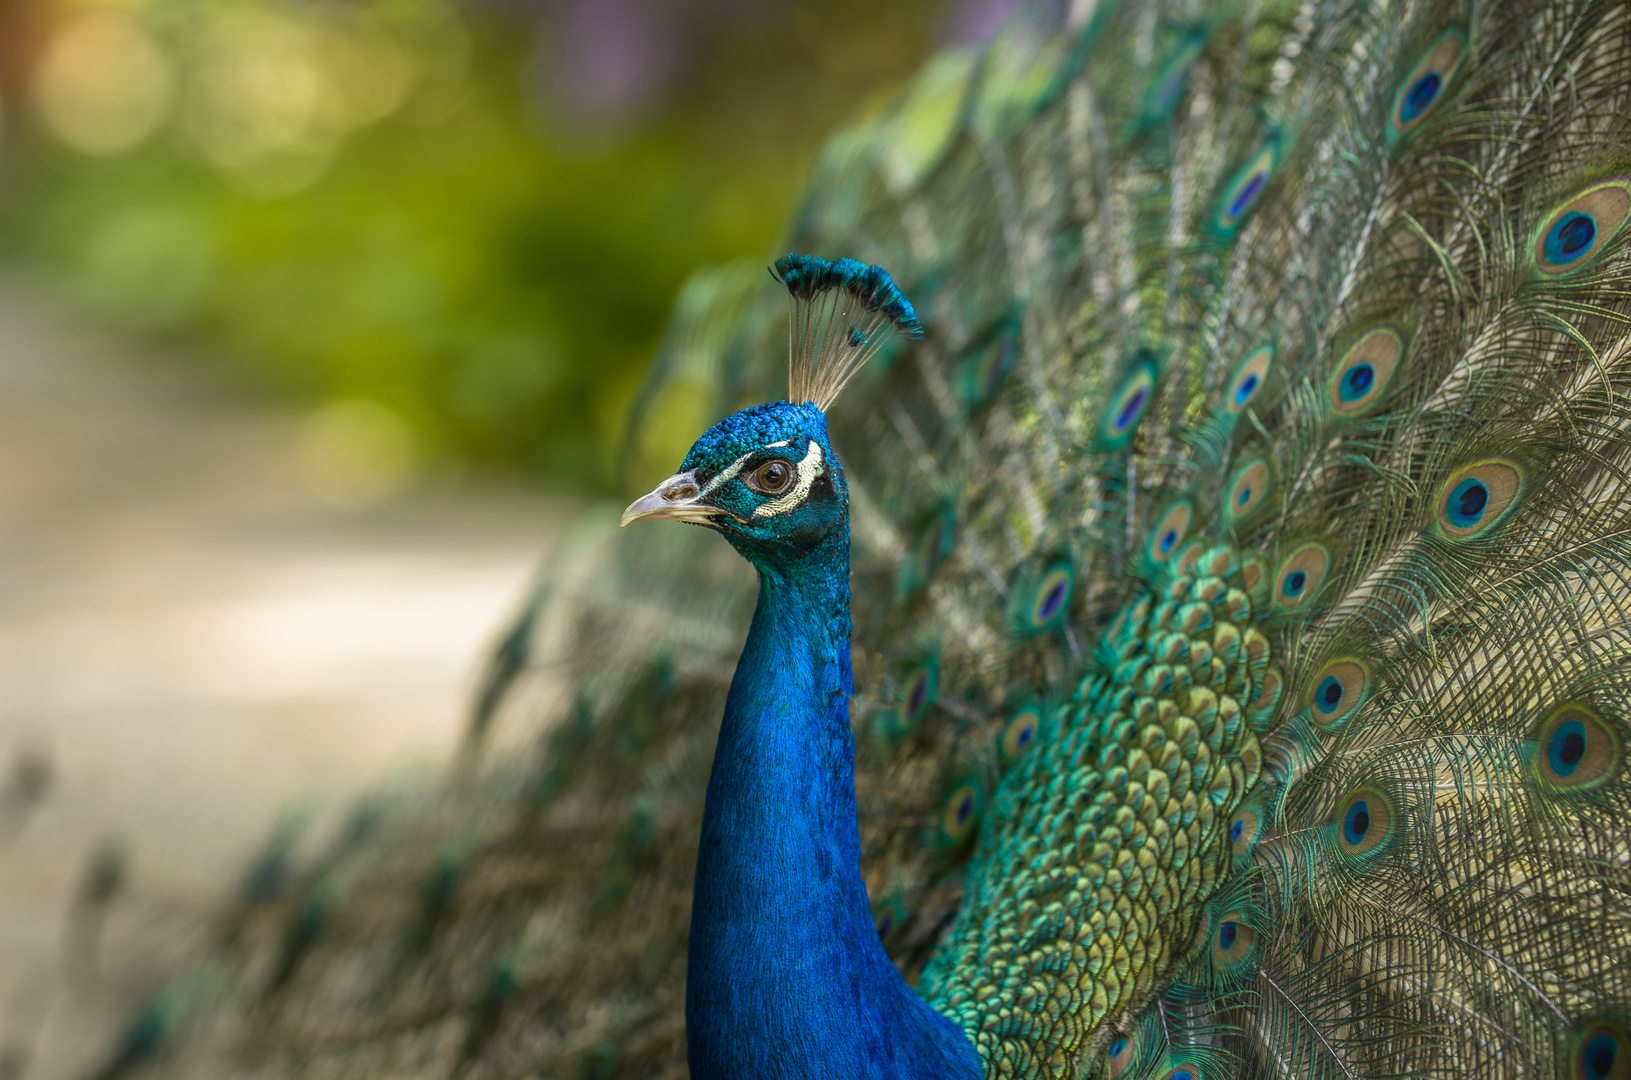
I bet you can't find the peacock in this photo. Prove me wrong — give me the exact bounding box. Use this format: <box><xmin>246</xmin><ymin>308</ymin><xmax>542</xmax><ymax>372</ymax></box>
<box><xmin>42</xmin><ymin>0</ymin><xmax>1631</xmax><ymax>1078</ymax></box>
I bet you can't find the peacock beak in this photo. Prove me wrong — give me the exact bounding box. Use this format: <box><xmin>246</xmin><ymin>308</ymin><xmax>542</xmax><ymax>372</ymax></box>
<box><xmin>620</xmin><ymin>470</ymin><xmax>725</xmax><ymax>526</ymax></box>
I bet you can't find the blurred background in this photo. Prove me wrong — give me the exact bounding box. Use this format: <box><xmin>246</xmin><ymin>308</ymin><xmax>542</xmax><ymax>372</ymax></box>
<box><xmin>0</xmin><ymin>0</ymin><xmax>980</xmax><ymax>1067</ymax></box>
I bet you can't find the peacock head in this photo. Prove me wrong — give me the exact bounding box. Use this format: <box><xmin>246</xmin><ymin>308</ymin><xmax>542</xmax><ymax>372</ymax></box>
<box><xmin>621</xmin><ymin>253</ymin><xmax>920</xmax><ymax>572</ymax></box>
<box><xmin>619</xmin><ymin>400</ymin><xmax>847</xmax><ymax>565</ymax></box>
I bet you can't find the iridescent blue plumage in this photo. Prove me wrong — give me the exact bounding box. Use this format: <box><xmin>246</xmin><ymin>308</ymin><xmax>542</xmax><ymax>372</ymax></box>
<box><xmin>626</xmin><ymin>400</ymin><xmax>979</xmax><ymax>1079</ymax></box>
<box><xmin>771</xmin><ymin>253</ymin><xmax>923</xmax><ymax>338</ymax></box>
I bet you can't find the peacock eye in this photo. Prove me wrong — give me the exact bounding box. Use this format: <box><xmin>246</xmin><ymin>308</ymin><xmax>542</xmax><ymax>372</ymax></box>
<box><xmin>748</xmin><ymin>460</ymin><xmax>794</xmax><ymax>495</ymax></box>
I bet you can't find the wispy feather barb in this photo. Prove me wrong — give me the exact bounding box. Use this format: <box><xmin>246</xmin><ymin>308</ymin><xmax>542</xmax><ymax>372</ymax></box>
<box><xmin>772</xmin><ymin>253</ymin><xmax>922</xmax><ymax>411</ymax></box>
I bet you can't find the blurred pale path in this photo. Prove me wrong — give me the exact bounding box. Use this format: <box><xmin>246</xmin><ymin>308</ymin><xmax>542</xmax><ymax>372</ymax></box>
<box><xmin>0</xmin><ymin>281</ymin><xmax>569</xmax><ymax>1071</ymax></box>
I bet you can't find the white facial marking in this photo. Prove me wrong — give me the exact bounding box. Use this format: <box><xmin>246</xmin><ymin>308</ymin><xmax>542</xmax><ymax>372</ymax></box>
<box><xmin>754</xmin><ymin>440</ymin><xmax>824</xmax><ymax>517</ymax></box>
<box><xmin>698</xmin><ymin>452</ymin><xmax>754</xmax><ymax>498</ymax></box>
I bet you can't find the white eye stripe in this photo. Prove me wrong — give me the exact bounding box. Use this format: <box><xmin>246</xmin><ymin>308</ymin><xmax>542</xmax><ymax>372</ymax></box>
<box><xmin>698</xmin><ymin>452</ymin><xmax>755</xmax><ymax>498</ymax></box>
<box><xmin>754</xmin><ymin>441</ymin><xmax>824</xmax><ymax>517</ymax></box>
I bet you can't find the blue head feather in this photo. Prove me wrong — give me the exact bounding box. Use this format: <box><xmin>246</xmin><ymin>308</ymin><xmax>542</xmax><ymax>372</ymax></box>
<box><xmin>772</xmin><ymin>253</ymin><xmax>924</xmax><ymax>337</ymax></box>
<box><xmin>769</xmin><ymin>254</ymin><xmax>923</xmax><ymax>410</ymax></box>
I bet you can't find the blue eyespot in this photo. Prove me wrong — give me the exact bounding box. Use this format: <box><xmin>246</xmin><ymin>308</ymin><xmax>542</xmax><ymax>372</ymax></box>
<box><xmin>1583</xmin><ymin>1031</ymin><xmax>1621</xmax><ymax>1080</ymax></box>
<box><xmin>1343</xmin><ymin>799</ymin><xmax>1371</xmax><ymax>846</ymax></box>
<box><xmin>1535</xmin><ymin>184</ymin><xmax>1631</xmax><ymax>276</ymax></box>
<box><xmin>1114</xmin><ymin>387</ymin><xmax>1149</xmax><ymax>431</ymax></box>
<box><xmin>1339</xmin><ymin>363</ymin><xmax>1375</xmax><ymax>402</ymax></box>
<box><xmin>1229</xmin><ymin>171</ymin><xmax>1267</xmax><ymax>219</ymax></box>
<box><xmin>1545</xmin><ymin>211</ymin><xmax>1598</xmax><ymax>265</ymax></box>
<box><xmin>1283</xmin><ymin>570</ymin><xmax>1307</xmax><ymax>597</ymax></box>
<box><xmin>1230</xmin><ymin>808</ymin><xmax>1261</xmax><ymax>856</ymax></box>
<box><xmin>1141</xmin><ymin>35</ymin><xmax>1205</xmax><ymax>124</ymax></box>
<box><xmin>1226</xmin><ymin>346</ymin><xmax>1273</xmax><ymax>414</ymax></box>
<box><xmin>1109</xmin><ymin>1037</ymin><xmax>1128</xmax><ymax>1057</ymax></box>
<box><xmin>1149</xmin><ymin>501</ymin><xmax>1194</xmax><ymax>564</ymax></box>
<box><xmin>1026</xmin><ymin>564</ymin><xmax>1074</xmax><ymax>630</ymax></box>
<box><xmin>1218</xmin><ymin>921</ymin><xmax>1238</xmax><ymax>949</ymax></box>
<box><xmin>1307</xmin><ymin>661</ymin><xmax>1367</xmax><ymax>731</ymax></box>
<box><xmin>1100</xmin><ymin>363</ymin><xmax>1157</xmax><ymax>448</ymax></box>
<box><xmin>1329</xmin><ymin>328</ymin><xmax>1402</xmax><ymax>415</ymax></box>
<box><xmin>1390</xmin><ymin>30</ymin><xmax>1464</xmax><ymax>144</ymax></box>
<box><xmin>1216</xmin><ymin>143</ymin><xmax>1279</xmax><ymax>232</ymax></box>
<box><xmin>901</xmin><ymin>663</ymin><xmax>937</xmax><ymax>729</ymax></box>
<box><xmin>1534</xmin><ymin>705</ymin><xmax>1619</xmax><ymax>792</ymax></box>
<box><xmin>1399</xmin><ymin>72</ymin><xmax>1441</xmax><ymax>123</ymax></box>
<box><xmin>1225</xmin><ymin>457</ymin><xmax>1271</xmax><ymax>522</ymax></box>
<box><xmin>939</xmin><ymin>782</ymin><xmax>982</xmax><ymax>844</ymax></box>
<box><xmin>1549</xmin><ymin>717</ymin><xmax>1588</xmax><ymax>777</ymax></box>
<box><xmin>1446</xmin><ymin>478</ymin><xmax>1489</xmax><ymax>529</ymax></box>
<box><xmin>1001</xmin><ymin>707</ymin><xmax>1043</xmax><ymax>763</ymax></box>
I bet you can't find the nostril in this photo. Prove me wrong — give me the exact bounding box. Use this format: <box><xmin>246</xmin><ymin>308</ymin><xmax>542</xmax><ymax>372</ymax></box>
<box><xmin>666</xmin><ymin>485</ymin><xmax>698</xmax><ymax>501</ymax></box>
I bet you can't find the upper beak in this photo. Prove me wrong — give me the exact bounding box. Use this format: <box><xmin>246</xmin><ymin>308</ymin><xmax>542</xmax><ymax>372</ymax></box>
<box><xmin>620</xmin><ymin>470</ymin><xmax>724</xmax><ymax>527</ymax></box>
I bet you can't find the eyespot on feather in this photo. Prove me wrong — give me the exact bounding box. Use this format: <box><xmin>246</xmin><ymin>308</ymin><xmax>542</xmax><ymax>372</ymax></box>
<box><xmin>1228</xmin><ymin>806</ymin><xmax>1262</xmax><ymax>858</ymax></box>
<box><xmin>1328</xmin><ymin>328</ymin><xmax>1402</xmax><ymax>415</ymax></box>
<box><xmin>1308</xmin><ymin>659</ymin><xmax>1368</xmax><ymax>731</ymax></box>
<box><xmin>939</xmin><ymin>781</ymin><xmax>982</xmax><ymax>845</ymax></box>
<box><xmin>1099</xmin><ymin>363</ymin><xmax>1157</xmax><ymax>449</ymax></box>
<box><xmin>1106</xmin><ymin>1034</ymin><xmax>1136</xmax><ymax>1077</ymax></box>
<box><xmin>1273</xmin><ymin>542</ymin><xmax>1329</xmax><ymax>613</ymax></box>
<box><xmin>1148</xmin><ymin>500</ymin><xmax>1195</xmax><ymax>563</ymax></box>
<box><xmin>1332</xmin><ymin>786</ymin><xmax>1395</xmax><ymax>859</ymax></box>
<box><xmin>1225</xmin><ymin>345</ymin><xmax>1273</xmax><ymax>414</ymax></box>
<box><xmin>1533</xmin><ymin>704</ymin><xmax>1621</xmax><ymax>793</ymax></box>
<box><xmin>1161</xmin><ymin>1065</ymin><xmax>1202</xmax><ymax>1080</ymax></box>
<box><xmin>1435</xmin><ymin>460</ymin><xmax>1523</xmax><ymax>540</ymax></box>
<box><xmin>1224</xmin><ymin>456</ymin><xmax>1272</xmax><ymax>524</ymax></box>
<box><xmin>1570</xmin><ymin>1020</ymin><xmax>1630</xmax><ymax>1080</ymax></box>
<box><xmin>1388</xmin><ymin>29</ymin><xmax>1465</xmax><ymax>143</ymax></box>
<box><xmin>1000</xmin><ymin>705</ymin><xmax>1043</xmax><ymax>764</ymax></box>
<box><xmin>1533</xmin><ymin>181</ymin><xmax>1631</xmax><ymax>277</ymax></box>
<box><xmin>872</xmin><ymin>896</ymin><xmax>908</xmax><ymax>946</ymax></box>
<box><xmin>1212</xmin><ymin>910</ymin><xmax>1256</xmax><ymax>967</ymax></box>
<box><xmin>1024</xmin><ymin>562</ymin><xmax>1074</xmax><ymax>631</ymax></box>
<box><xmin>1215</xmin><ymin>141</ymin><xmax>1279</xmax><ymax>233</ymax></box>
<box><xmin>1140</xmin><ymin>33</ymin><xmax>1206</xmax><ymax>125</ymax></box>
<box><xmin>900</xmin><ymin>662</ymin><xmax>937</xmax><ymax>729</ymax></box>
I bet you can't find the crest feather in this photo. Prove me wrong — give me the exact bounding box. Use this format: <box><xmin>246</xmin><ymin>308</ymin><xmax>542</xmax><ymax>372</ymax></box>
<box><xmin>771</xmin><ymin>253</ymin><xmax>922</xmax><ymax>411</ymax></box>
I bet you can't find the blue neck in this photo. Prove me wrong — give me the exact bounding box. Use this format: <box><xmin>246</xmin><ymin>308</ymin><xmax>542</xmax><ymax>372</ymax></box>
<box><xmin>685</xmin><ymin>529</ymin><xmax>981</xmax><ymax>1079</ymax></box>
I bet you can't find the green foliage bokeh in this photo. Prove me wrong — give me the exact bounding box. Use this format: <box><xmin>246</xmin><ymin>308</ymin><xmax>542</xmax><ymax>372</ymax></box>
<box><xmin>0</xmin><ymin>0</ymin><xmax>948</xmax><ymax>490</ymax></box>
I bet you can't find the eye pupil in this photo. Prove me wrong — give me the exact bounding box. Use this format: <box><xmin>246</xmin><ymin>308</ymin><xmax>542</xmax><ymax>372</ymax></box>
<box><xmin>756</xmin><ymin>461</ymin><xmax>792</xmax><ymax>493</ymax></box>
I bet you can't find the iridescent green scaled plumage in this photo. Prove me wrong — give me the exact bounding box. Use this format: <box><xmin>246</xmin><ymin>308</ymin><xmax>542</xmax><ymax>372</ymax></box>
<box><xmin>57</xmin><ymin>1</ymin><xmax>1631</xmax><ymax>1078</ymax></box>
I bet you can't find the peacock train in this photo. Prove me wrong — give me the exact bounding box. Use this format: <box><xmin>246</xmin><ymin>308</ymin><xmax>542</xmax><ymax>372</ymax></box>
<box><xmin>45</xmin><ymin>0</ymin><xmax>1631</xmax><ymax>1078</ymax></box>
